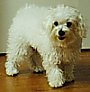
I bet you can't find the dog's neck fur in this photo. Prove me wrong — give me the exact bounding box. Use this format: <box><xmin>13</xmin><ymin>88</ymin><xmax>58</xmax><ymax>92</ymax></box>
<box><xmin>55</xmin><ymin>44</ymin><xmax>80</xmax><ymax>65</ymax></box>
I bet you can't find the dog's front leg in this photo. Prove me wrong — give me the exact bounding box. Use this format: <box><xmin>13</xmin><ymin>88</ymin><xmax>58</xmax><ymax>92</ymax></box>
<box><xmin>64</xmin><ymin>63</ymin><xmax>75</xmax><ymax>82</ymax></box>
<box><xmin>46</xmin><ymin>65</ymin><xmax>65</xmax><ymax>87</ymax></box>
<box><xmin>43</xmin><ymin>54</ymin><xmax>65</xmax><ymax>88</ymax></box>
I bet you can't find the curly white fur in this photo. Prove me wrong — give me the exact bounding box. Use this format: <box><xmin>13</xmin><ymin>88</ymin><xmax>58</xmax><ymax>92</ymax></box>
<box><xmin>5</xmin><ymin>5</ymin><xmax>86</xmax><ymax>88</ymax></box>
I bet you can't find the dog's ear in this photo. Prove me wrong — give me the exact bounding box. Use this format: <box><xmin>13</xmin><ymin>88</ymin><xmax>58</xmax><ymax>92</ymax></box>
<box><xmin>78</xmin><ymin>14</ymin><xmax>87</xmax><ymax>38</ymax></box>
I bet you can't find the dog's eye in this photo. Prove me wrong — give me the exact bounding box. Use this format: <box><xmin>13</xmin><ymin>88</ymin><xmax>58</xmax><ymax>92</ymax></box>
<box><xmin>66</xmin><ymin>22</ymin><xmax>72</xmax><ymax>28</ymax></box>
<box><xmin>54</xmin><ymin>21</ymin><xmax>58</xmax><ymax>26</ymax></box>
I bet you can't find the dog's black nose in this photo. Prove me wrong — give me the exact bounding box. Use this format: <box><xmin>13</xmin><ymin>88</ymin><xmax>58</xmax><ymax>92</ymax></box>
<box><xmin>58</xmin><ymin>29</ymin><xmax>65</xmax><ymax>36</ymax></box>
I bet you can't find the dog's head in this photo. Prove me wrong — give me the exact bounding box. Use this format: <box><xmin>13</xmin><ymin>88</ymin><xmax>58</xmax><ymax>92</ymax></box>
<box><xmin>44</xmin><ymin>5</ymin><xmax>87</xmax><ymax>47</ymax></box>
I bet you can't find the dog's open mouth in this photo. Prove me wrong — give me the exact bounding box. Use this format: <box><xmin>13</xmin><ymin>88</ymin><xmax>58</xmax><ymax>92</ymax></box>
<box><xmin>58</xmin><ymin>36</ymin><xmax>65</xmax><ymax>40</ymax></box>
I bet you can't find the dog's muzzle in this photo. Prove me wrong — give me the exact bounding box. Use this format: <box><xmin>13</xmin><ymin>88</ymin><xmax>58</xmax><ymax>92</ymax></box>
<box><xmin>58</xmin><ymin>29</ymin><xmax>65</xmax><ymax>40</ymax></box>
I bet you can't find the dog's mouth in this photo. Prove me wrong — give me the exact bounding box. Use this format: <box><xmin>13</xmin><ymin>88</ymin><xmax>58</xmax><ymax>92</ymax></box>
<box><xmin>58</xmin><ymin>36</ymin><xmax>65</xmax><ymax>40</ymax></box>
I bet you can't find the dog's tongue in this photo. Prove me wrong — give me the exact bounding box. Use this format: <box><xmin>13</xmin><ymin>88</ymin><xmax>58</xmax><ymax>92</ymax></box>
<box><xmin>59</xmin><ymin>36</ymin><xmax>65</xmax><ymax>40</ymax></box>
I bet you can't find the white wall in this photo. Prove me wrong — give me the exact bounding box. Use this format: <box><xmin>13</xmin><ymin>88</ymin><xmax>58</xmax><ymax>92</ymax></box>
<box><xmin>0</xmin><ymin>0</ymin><xmax>90</xmax><ymax>52</ymax></box>
<box><xmin>78</xmin><ymin>0</ymin><xmax>90</xmax><ymax>48</ymax></box>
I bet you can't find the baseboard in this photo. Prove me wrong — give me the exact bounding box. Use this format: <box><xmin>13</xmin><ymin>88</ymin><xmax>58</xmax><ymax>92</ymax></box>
<box><xmin>81</xmin><ymin>49</ymin><xmax>90</xmax><ymax>52</ymax></box>
<box><xmin>0</xmin><ymin>53</ymin><xmax>6</xmax><ymax>56</ymax></box>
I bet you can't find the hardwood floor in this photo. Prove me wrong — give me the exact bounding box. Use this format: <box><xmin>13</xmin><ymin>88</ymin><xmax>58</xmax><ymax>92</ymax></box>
<box><xmin>0</xmin><ymin>51</ymin><xmax>90</xmax><ymax>92</ymax></box>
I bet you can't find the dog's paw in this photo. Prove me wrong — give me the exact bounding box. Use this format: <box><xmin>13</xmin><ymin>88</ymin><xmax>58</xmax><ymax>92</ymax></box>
<box><xmin>47</xmin><ymin>68</ymin><xmax>65</xmax><ymax>88</ymax></box>
<box><xmin>5</xmin><ymin>62</ymin><xmax>19</xmax><ymax>76</ymax></box>
<box><xmin>6</xmin><ymin>68</ymin><xmax>19</xmax><ymax>76</ymax></box>
<box><xmin>49</xmin><ymin>79</ymin><xmax>65</xmax><ymax>88</ymax></box>
<box><xmin>33</xmin><ymin>66</ymin><xmax>44</xmax><ymax>73</ymax></box>
<box><xmin>65</xmin><ymin>74</ymin><xmax>75</xmax><ymax>82</ymax></box>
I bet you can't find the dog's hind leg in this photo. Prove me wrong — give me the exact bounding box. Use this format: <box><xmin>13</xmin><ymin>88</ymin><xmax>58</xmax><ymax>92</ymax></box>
<box><xmin>33</xmin><ymin>50</ymin><xmax>44</xmax><ymax>73</ymax></box>
<box><xmin>27</xmin><ymin>47</ymin><xmax>44</xmax><ymax>73</ymax></box>
<box><xmin>5</xmin><ymin>37</ymin><xmax>29</xmax><ymax>76</ymax></box>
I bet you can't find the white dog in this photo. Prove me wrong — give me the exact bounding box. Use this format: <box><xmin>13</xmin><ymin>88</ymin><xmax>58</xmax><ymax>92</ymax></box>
<box><xmin>5</xmin><ymin>5</ymin><xmax>86</xmax><ymax>87</ymax></box>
